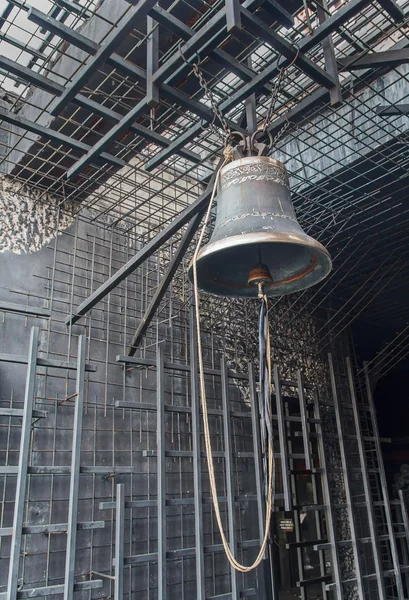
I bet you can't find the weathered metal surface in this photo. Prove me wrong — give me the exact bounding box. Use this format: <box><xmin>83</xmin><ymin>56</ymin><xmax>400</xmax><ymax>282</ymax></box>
<box><xmin>189</xmin><ymin>156</ymin><xmax>332</xmax><ymax>297</ymax></box>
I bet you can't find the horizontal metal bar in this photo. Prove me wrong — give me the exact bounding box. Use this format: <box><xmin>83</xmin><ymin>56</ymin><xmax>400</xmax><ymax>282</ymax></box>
<box><xmin>0</xmin><ymin>466</ymin><xmax>141</xmax><ymax>475</ymax></box>
<box><xmin>101</xmin><ymin>494</ymin><xmax>262</xmax><ymax>511</ymax></box>
<box><xmin>376</xmin><ymin>0</ymin><xmax>404</xmax><ymax>21</ymax></box>
<box><xmin>50</xmin><ymin>0</ymin><xmax>158</xmax><ymax>114</ymax></box>
<box><xmin>240</xmin><ymin>8</ymin><xmax>336</xmax><ymax>89</ymax></box>
<box><xmin>0</xmin><ymin>352</ymin><xmax>96</xmax><ymax>371</ymax></box>
<box><xmin>0</xmin><ymin>106</ymin><xmax>124</xmax><ymax>168</ymax></box>
<box><xmin>339</xmin><ymin>48</ymin><xmax>409</xmax><ymax>70</ymax></box>
<box><xmin>0</xmin><ymin>56</ymin><xmax>201</xmax><ymax>166</ymax></box>
<box><xmin>0</xmin><ymin>299</ymin><xmax>51</xmax><ymax>317</ymax></box>
<box><xmin>0</xmin><ymin>581</ymin><xmax>103</xmax><ymax>599</ymax></box>
<box><xmin>145</xmin><ymin>0</ymin><xmax>370</xmax><ymax>171</ymax></box>
<box><xmin>0</xmin><ymin>522</ymin><xmax>105</xmax><ymax>536</ymax></box>
<box><xmin>123</xmin><ymin>539</ymin><xmax>261</xmax><ymax>564</ymax></box>
<box><xmin>297</xmin><ymin>575</ymin><xmax>331</xmax><ymax>587</ymax></box>
<box><xmin>376</xmin><ymin>104</ymin><xmax>409</xmax><ymax>116</ymax></box>
<box><xmin>0</xmin><ymin>408</ymin><xmax>48</xmax><ymax>418</ymax></box>
<box><xmin>117</xmin><ymin>354</ymin><xmax>249</xmax><ymax>379</ymax></box>
<box><xmin>27</xmin><ymin>7</ymin><xmax>98</xmax><ymax>54</ymax></box>
<box><xmin>264</xmin><ymin>0</ymin><xmax>294</xmax><ymax>28</ymax></box>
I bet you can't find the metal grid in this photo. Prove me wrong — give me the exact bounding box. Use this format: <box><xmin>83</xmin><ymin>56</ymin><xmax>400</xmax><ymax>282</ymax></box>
<box><xmin>0</xmin><ymin>0</ymin><xmax>405</xmax><ymax>356</ymax></box>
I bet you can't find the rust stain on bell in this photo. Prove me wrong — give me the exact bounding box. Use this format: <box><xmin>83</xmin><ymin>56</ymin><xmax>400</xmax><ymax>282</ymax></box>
<box><xmin>189</xmin><ymin>156</ymin><xmax>332</xmax><ymax>297</ymax></box>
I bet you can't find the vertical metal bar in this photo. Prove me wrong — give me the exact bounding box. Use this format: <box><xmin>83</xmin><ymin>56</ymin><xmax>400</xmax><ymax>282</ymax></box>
<box><xmin>225</xmin><ymin>0</ymin><xmax>242</xmax><ymax>33</ymax></box>
<box><xmin>248</xmin><ymin>363</ymin><xmax>273</xmax><ymax>600</ymax></box>
<box><xmin>347</xmin><ymin>357</ymin><xmax>389</xmax><ymax>600</ymax></box>
<box><xmin>316</xmin><ymin>0</ymin><xmax>342</xmax><ymax>107</ymax></box>
<box><xmin>313</xmin><ymin>387</ymin><xmax>343</xmax><ymax>600</ymax></box>
<box><xmin>64</xmin><ymin>335</ymin><xmax>86</xmax><ymax>600</ymax></box>
<box><xmin>328</xmin><ymin>354</ymin><xmax>365</xmax><ymax>600</ymax></box>
<box><xmin>296</xmin><ymin>370</ymin><xmax>312</xmax><ymax>470</ymax></box>
<box><xmin>399</xmin><ymin>489</ymin><xmax>409</xmax><ymax>552</ymax></box>
<box><xmin>114</xmin><ymin>483</ymin><xmax>125</xmax><ymax>600</ymax></box>
<box><xmin>7</xmin><ymin>326</ymin><xmax>39</xmax><ymax>600</ymax></box>
<box><xmin>248</xmin><ymin>363</ymin><xmax>266</xmax><ymax>544</ymax></box>
<box><xmin>157</xmin><ymin>344</ymin><xmax>167</xmax><ymax>600</ymax></box>
<box><xmin>363</xmin><ymin>361</ymin><xmax>404</xmax><ymax>599</ymax></box>
<box><xmin>274</xmin><ymin>365</ymin><xmax>292</xmax><ymax>511</ymax></box>
<box><xmin>189</xmin><ymin>305</ymin><xmax>205</xmax><ymax>600</ymax></box>
<box><xmin>245</xmin><ymin>56</ymin><xmax>258</xmax><ymax>134</ymax></box>
<box><xmin>287</xmin><ymin>406</ymin><xmax>305</xmax><ymax>600</ymax></box>
<box><xmin>147</xmin><ymin>15</ymin><xmax>159</xmax><ymax>107</ymax></box>
<box><xmin>220</xmin><ymin>357</ymin><xmax>239</xmax><ymax>600</ymax></box>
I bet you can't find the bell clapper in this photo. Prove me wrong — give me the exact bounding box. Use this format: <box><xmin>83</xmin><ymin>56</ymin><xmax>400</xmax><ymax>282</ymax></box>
<box><xmin>248</xmin><ymin>263</ymin><xmax>274</xmax><ymax>298</ymax></box>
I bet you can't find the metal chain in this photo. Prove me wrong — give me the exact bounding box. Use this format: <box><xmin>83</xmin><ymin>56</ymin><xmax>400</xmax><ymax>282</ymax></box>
<box><xmin>261</xmin><ymin>66</ymin><xmax>287</xmax><ymax>134</ymax></box>
<box><xmin>191</xmin><ymin>61</ymin><xmax>231</xmax><ymax>141</ymax></box>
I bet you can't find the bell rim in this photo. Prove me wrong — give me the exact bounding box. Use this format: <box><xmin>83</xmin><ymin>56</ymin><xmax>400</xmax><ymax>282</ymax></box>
<box><xmin>188</xmin><ymin>231</ymin><xmax>332</xmax><ymax>297</ymax></box>
<box><xmin>193</xmin><ymin>230</ymin><xmax>331</xmax><ymax>265</ymax></box>
<box><xmin>220</xmin><ymin>155</ymin><xmax>286</xmax><ymax>177</ymax></box>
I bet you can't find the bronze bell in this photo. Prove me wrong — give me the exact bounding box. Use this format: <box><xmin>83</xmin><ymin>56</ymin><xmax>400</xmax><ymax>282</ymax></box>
<box><xmin>189</xmin><ymin>156</ymin><xmax>332</xmax><ymax>297</ymax></box>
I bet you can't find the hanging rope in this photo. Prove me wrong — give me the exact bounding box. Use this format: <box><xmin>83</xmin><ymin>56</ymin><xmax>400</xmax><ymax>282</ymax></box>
<box><xmin>191</xmin><ymin>149</ymin><xmax>275</xmax><ymax>572</ymax></box>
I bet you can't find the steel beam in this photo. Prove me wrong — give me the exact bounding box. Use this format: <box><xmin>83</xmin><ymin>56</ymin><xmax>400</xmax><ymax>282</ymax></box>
<box><xmin>376</xmin><ymin>0</ymin><xmax>404</xmax><ymax>21</ymax></box>
<box><xmin>114</xmin><ymin>484</ymin><xmax>125</xmax><ymax>600</ymax></box>
<box><xmin>316</xmin><ymin>0</ymin><xmax>342</xmax><ymax>107</ymax></box>
<box><xmin>226</xmin><ymin>0</ymin><xmax>242</xmax><ymax>34</ymax></box>
<box><xmin>0</xmin><ymin>299</ymin><xmax>51</xmax><ymax>317</ymax></box>
<box><xmin>27</xmin><ymin>7</ymin><xmax>98</xmax><ymax>54</ymax></box>
<box><xmin>147</xmin><ymin>15</ymin><xmax>159</xmax><ymax>107</ymax></box>
<box><xmin>0</xmin><ymin>352</ymin><xmax>96</xmax><ymax>371</ymax></box>
<box><xmin>363</xmin><ymin>361</ymin><xmax>405</xmax><ymax>599</ymax></box>
<box><xmin>399</xmin><ymin>489</ymin><xmax>409</xmax><ymax>553</ymax></box>
<box><xmin>376</xmin><ymin>104</ymin><xmax>409</xmax><ymax>115</ymax></box>
<box><xmin>145</xmin><ymin>0</ymin><xmax>371</xmax><ymax>171</ymax></box>
<box><xmin>157</xmin><ymin>344</ymin><xmax>167</xmax><ymax>600</ymax></box>
<box><xmin>64</xmin><ymin>335</ymin><xmax>86</xmax><ymax>600</ymax></box>
<box><xmin>339</xmin><ymin>49</ymin><xmax>409</xmax><ymax>70</ymax></box>
<box><xmin>7</xmin><ymin>326</ymin><xmax>39</xmax><ymax>600</ymax></box>
<box><xmin>221</xmin><ymin>358</ymin><xmax>240</xmax><ymax>600</ymax></box>
<box><xmin>0</xmin><ymin>106</ymin><xmax>124</xmax><ymax>168</ymax></box>
<box><xmin>49</xmin><ymin>0</ymin><xmax>158</xmax><ymax>114</ymax></box>
<box><xmin>126</xmin><ymin>209</ymin><xmax>204</xmax><ymax>355</ymax></box>
<box><xmin>189</xmin><ymin>304</ymin><xmax>206</xmax><ymax>600</ymax></box>
<box><xmin>66</xmin><ymin>98</ymin><xmax>146</xmax><ymax>177</ymax></box>
<box><xmin>65</xmin><ymin>164</ymin><xmax>220</xmax><ymax>325</ymax></box>
<box><xmin>0</xmin><ymin>55</ymin><xmax>201</xmax><ymax>165</ymax></box>
<box><xmin>240</xmin><ymin>8</ymin><xmax>336</xmax><ymax>89</ymax></box>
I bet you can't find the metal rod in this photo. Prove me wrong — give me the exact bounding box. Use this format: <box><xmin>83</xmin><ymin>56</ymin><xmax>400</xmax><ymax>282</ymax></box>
<box><xmin>362</xmin><ymin>361</ymin><xmax>405</xmax><ymax>599</ymax></box>
<box><xmin>114</xmin><ymin>484</ymin><xmax>125</xmax><ymax>600</ymax></box>
<box><xmin>399</xmin><ymin>489</ymin><xmax>409</xmax><ymax>554</ymax></box>
<box><xmin>64</xmin><ymin>335</ymin><xmax>86</xmax><ymax>600</ymax></box>
<box><xmin>126</xmin><ymin>210</ymin><xmax>205</xmax><ymax>355</ymax></box>
<box><xmin>312</xmin><ymin>387</ymin><xmax>343</xmax><ymax>600</ymax></box>
<box><xmin>7</xmin><ymin>326</ymin><xmax>40</xmax><ymax>600</ymax></box>
<box><xmin>248</xmin><ymin>362</ymin><xmax>275</xmax><ymax>600</ymax></box>
<box><xmin>221</xmin><ymin>357</ymin><xmax>240</xmax><ymax>600</ymax></box>
<box><xmin>316</xmin><ymin>0</ymin><xmax>342</xmax><ymax>107</ymax></box>
<box><xmin>328</xmin><ymin>354</ymin><xmax>365</xmax><ymax>600</ymax></box>
<box><xmin>273</xmin><ymin>365</ymin><xmax>292</xmax><ymax>511</ymax></box>
<box><xmin>296</xmin><ymin>370</ymin><xmax>312</xmax><ymax>470</ymax></box>
<box><xmin>157</xmin><ymin>344</ymin><xmax>167</xmax><ymax>600</ymax></box>
<box><xmin>66</xmin><ymin>161</ymin><xmax>222</xmax><ymax>326</ymax></box>
<box><xmin>346</xmin><ymin>357</ymin><xmax>389</xmax><ymax>600</ymax></box>
<box><xmin>189</xmin><ymin>304</ymin><xmax>205</xmax><ymax>600</ymax></box>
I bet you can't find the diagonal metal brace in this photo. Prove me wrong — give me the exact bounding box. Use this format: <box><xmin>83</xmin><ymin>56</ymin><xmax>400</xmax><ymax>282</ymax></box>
<box><xmin>126</xmin><ymin>208</ymin><xmax>205</xmax><ymax>356</ymax></box>
<box><xmin>65</xmin><ymin>161</ymin><xmax>222</xmax><ymax>326</ymax></box>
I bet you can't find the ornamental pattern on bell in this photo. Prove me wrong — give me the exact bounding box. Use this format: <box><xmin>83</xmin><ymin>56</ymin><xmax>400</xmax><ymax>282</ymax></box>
<box><xmin>220</xmin><ymin>162</ymin><xmax>290</xmax><ymax>191</ymax></box>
